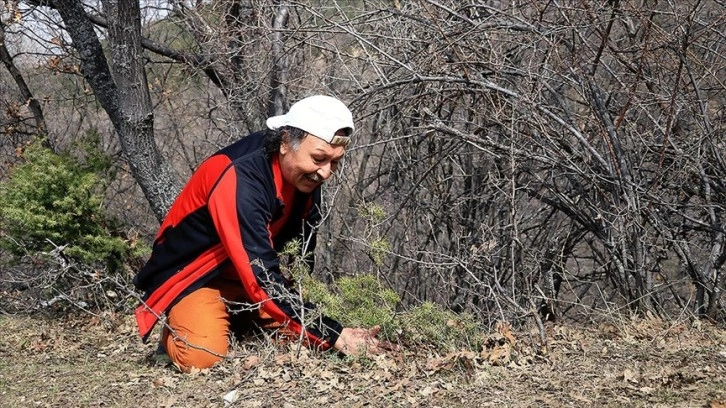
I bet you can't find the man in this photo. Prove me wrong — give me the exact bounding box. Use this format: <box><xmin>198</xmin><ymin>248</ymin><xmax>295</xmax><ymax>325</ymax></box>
<box><xmin>133</xmin><ymin>95</ymin><xmax>386</xmax><ymax>372</ymax></box>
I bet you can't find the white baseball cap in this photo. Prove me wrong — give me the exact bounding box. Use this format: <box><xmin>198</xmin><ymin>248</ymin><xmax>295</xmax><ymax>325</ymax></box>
<box><xmin>266</xmin><ymin>95</ymin><xmax>354</xmax><ymax>146</ymax></box>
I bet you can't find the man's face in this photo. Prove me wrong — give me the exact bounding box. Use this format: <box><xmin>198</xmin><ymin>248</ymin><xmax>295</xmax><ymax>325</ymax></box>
<box><xmin>279</xmin><ymin>132</ymin><xmax>346</xmax><ymax>193</ymax></box>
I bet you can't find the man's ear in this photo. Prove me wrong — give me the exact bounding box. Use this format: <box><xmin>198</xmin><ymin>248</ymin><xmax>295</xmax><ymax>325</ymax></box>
<box><xmin>279</xmin><ymin>130</ymin><xmax>290</xmax><ymax>155</ymax></box>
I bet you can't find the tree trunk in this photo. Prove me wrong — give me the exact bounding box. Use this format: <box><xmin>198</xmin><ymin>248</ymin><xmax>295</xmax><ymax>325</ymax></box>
<box><xmin>268</xmin><ymin>3</ymin><xmax>289</xmax><ymax>117</ymax></box>
<box><xmin>54</xmin><ymin>0</ymin><xmax>181</xmax><ymax>222</ymax></box>
<box><xmin>0</xmin><ymin>21</ymin><xmax>47</xmax><ymax>145</ymax></box>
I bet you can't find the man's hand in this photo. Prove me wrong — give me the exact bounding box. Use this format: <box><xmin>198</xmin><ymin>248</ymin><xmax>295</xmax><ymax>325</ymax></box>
<box><xmin>332</xmin><ymin>325</ymin><xmax>398</xmax><ymax>355</ymax></box>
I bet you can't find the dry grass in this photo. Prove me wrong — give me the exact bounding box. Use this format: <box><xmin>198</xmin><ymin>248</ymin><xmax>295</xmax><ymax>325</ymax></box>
<box><xmin>0</xmin><ymin>312</ymin><xmax>725</xmax><ymax>407</ymax></box>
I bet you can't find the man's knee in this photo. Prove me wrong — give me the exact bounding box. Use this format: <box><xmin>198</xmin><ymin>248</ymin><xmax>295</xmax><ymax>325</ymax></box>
<box><xmin>163</xmin><ymin>332</ymin><xmax>229</xmax><ymax>372</ymax></box>
<box><xmin>174</xmin><ymin>348</ymin><xmax>226</xmax><ymax>372</ymax></box>
<box><xmin>161</xmin><ymin>283</ymin><xmax>236</xmax><ymax>372</ymax></box>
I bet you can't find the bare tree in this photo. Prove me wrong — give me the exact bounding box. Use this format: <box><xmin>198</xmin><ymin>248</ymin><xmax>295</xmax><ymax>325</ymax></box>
<box><xmin>286</xmin><ymin>0</ymin><xmax>725</xmax><ymax>323</ymax></box>
<box><xmin>4</xmin><ymin>0</ymin><xmax>180</xmax><ymax>221</ymax></box>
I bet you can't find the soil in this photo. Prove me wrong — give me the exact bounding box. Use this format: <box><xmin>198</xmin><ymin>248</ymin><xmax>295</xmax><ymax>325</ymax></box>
<box><xmin>1</xmin><ymin>312</ymin><xmax>725</xmax><ymax>407</ymax></box>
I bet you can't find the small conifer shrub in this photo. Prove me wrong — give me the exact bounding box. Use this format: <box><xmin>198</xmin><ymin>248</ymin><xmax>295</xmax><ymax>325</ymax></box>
<box><xmin>0</xmin><ymin>134</ymin><xmax>134</xmax><ymax>270</ymax></box>
<box><xmin>280</xmin><ymin>240</ymin><xmax>484</xmax><ymax>351</ymax></box>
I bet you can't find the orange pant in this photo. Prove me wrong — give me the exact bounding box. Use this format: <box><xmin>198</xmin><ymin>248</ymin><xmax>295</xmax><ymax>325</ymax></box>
<box><xmin>161</xmin><ymin>277</ymin><xmax>288</xmax><ymax>372</ymax></box>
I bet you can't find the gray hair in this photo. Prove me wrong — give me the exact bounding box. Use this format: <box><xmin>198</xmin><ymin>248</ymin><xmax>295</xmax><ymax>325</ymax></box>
<box><xmin>264</xmin><ymin>126</ymin><xmax>308</xmax><ymax>156</ymax></box>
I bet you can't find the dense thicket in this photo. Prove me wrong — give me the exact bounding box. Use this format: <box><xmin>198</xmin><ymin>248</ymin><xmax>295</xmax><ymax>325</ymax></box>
<box><xmin>1</xmin><ymin>1</ymin><xmax>724</xmax><ymax>325</ymax></box>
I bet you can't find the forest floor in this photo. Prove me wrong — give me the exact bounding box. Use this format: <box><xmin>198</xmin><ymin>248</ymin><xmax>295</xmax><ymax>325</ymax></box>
<box><xmin>1</xmin><ymin>312</ymin><xmax>725</xmax><ymax>408</ymax></box>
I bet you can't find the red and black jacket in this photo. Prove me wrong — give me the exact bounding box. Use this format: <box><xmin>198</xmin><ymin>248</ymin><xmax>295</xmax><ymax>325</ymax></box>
<box><xmin>133</xmin><ymin>130</ymin><xmax>343</xmax><ymax>349</ymax></box>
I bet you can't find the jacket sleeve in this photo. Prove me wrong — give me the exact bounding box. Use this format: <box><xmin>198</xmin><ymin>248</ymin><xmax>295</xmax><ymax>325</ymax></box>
<box><xmin>207</xmin><ymin>164</ymin><xmax>343</xmax><ymax>349</ymax></box>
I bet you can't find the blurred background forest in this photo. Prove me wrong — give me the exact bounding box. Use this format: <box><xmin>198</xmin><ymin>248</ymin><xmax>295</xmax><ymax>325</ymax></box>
<box><xmin>1</xmin><ymin>0</ymin><xmax>724</xmax><ymax>331</ymax></box>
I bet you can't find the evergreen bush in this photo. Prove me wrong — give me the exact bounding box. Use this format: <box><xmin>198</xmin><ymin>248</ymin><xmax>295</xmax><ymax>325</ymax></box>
<box><xmin>0</xmin><ymin>134</ymin><xmax>135</xmax><ymax>270</ymax></box>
